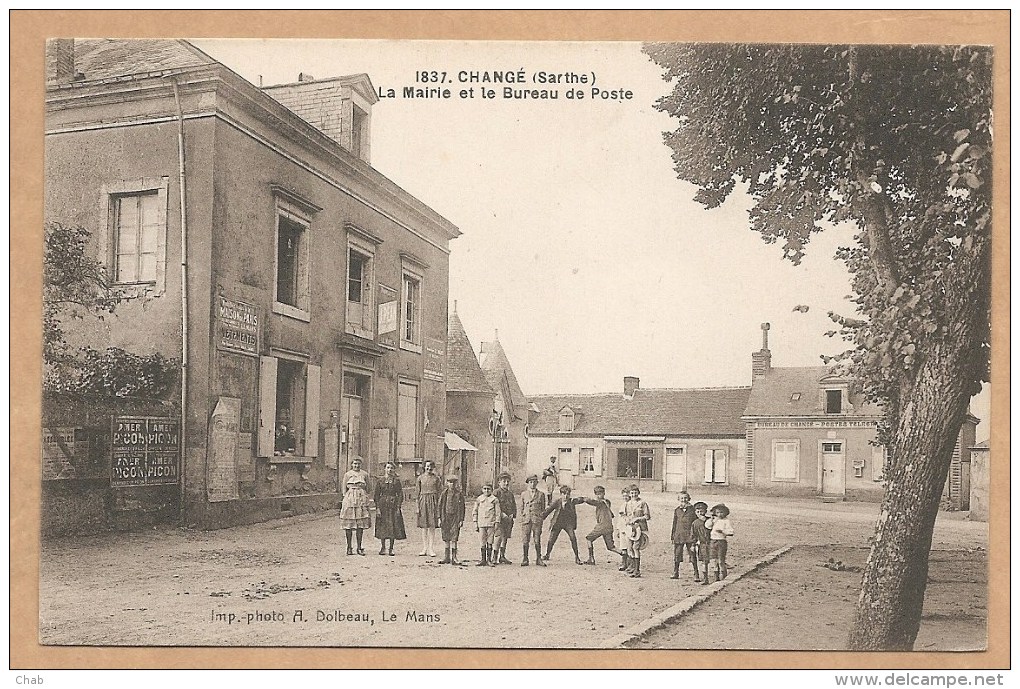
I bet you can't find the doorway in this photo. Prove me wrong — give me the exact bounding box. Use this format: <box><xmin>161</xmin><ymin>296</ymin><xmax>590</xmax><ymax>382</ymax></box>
<box><xmin>820</xmin><ymin>441</ymin><xmax>846</xmax><ymax>496</ymax></box>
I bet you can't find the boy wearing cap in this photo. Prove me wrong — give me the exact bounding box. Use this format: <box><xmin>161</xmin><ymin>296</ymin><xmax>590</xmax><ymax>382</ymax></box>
<box><xmin>472</xmin><ymin>482</ymin><xmax>502</xmax><ymax>567</ymax></box>
<box><xmin>438</xmin><ymin>475</ymin><xmax>465</xmax><ymax>565</ymax></box>
<box><xmin>493</xmin><ymin>472</ymin><xmax>517</xmax><ymax>565</ymax></box>
<box><xmin>542</xmin><ymin>485</ymin><xmax>587</xmax><ymax>565</ymax></box>
<box><xmin>580</xmin><ymin>485</ymin><xmax>616</xmax><ymax>565</ymax></box>
<box><xmin>519</xmin><ymin>474</ymin><xmax>548</xmax><ymax>566</ymax></box>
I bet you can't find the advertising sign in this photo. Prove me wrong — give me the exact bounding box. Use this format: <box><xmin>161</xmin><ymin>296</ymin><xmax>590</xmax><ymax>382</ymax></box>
<box><xmin>217</xmin><ymin>296</ymin><xmax>259</xmax><ymax>356</ymax></box>
<box><xmin>111</xmin><ymin>417</ymin><xmax>180</xmax><ymax>487</ymax></box>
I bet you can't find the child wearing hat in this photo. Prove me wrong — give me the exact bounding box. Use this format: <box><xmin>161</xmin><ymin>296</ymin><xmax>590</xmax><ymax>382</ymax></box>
<box><xmin>623</xmin><ymin>484</ymin><xmax>651</xmax><ymax>578</ymax></box>
<box><xmin>707</xmin><ymin>503</ymin><xmax>735</xmax><ymax>581</ymax></box>
<box><xmin>542</xmin><ymin>485</ymin><xmax>587</xmax><ymax>565</ymax></box>
<box><xmin>493</xmin><ymin>472</ymin><xmax>517</xmax><ymax>565</ymax></box>
<box><xmin>518</xmin><ymin>474</ymin><xmax>548</xmax><ymax>566</ymax></box>
<box><xmin>691</xmin><ymin>502</ymin><xmax>712</xmax><ymax>585</ymax></box>
<box><xmin>472</xmin><ymin>482</ymin><xmax>503</xmax><ymax>567</ymax></box>
<box><xmin>670</xmin><ymin>491</ymin><xmax>699</xmax><ymax>580</ymax></box>
<box><xmin>438</xmin><ymin>475</ymin><xmax>465</xmax><ymax>565</ymax></box>
<box><xmin>580</xmin><ymin>485</ymin><xmax>616</xmax><ymax>565</ymax></box>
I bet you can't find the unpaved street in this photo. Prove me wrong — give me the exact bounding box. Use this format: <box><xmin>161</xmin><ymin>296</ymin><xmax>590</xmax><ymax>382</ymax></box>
<box><xmin>38</xmin><ymin>493</ymin><xmax>986</xmax><ymax>648</ymax></box>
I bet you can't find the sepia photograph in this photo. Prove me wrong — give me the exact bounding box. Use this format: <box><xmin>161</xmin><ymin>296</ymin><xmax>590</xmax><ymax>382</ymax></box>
<box><xmin>23</xmin><ymin>12</ymin><xmax>1004</xmax><ymax>667</ymax></box>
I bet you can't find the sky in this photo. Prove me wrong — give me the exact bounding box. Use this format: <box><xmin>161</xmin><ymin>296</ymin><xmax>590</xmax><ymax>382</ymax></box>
<box><xmin>194</xmin><ymin>40</ymin><xmax>990</xmax><ymax>436</ymax></box>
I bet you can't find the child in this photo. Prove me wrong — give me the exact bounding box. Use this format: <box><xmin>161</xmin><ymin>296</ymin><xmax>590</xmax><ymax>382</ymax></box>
<box><xmin>472</xmin><ymin>482</ymin><xmax>502</xmax><ymax>567</ymax></box>
<box><xmin>339</xmin><ymin>472</ymin><xmax>371</xmax><ymax>556</ymax></box>
<box><xmin>581</xmin><ymin>485</ymin><xmax>616</xmax><ymax>565</ymax></box>
<box><xmin>623</xmin><ymin>484</ymin><xmax>650</xmax><ymax>578</ymax></box>
<box><xmin>542</xmin><ymin>485</ymin><xmax>587</xmax><ymax>564</ymax></box>
<box><xmin>670</xmin><ymin>491</ymin><xmax>699</xmax><ymax>580</ymax></box>
<box><xmin>492</xmin><ymin>472</ymin><xmax>517</xmax><ymax>565</ymax></box>
<box><xmin>519</xmin><ymin>474</ymin><xmax>548</xmax><ymax>567</ymax></box>
<box><xmin>708</xmin><ymin>503</ymin><xmax>735</xmax><ymax>581</ymax></box>
<box><xmin>438</xmin><ymin>475</ymin><xmax>465</xmax><ymax>565</ymax></box>
<box><xmin>615</xmin><ymin>486</ymin><xmax>632</xmax><ymax>572</ymax></box>
<box><xmin>691</xmin><ymin>502</ymin><xmax>712</xmax><ymax>585</ymax></box>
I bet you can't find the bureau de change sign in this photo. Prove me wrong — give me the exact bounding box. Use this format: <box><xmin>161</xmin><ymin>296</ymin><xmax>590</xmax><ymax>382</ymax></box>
<box><xmin>111</xmin><ymin>417</ymin><xmax>180</xmax><ymax>487</ymax></box>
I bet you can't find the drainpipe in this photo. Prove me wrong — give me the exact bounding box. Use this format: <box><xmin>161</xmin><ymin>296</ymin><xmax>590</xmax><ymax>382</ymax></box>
<box><xmin>170</xmin><ymin>77</ymin><xmax>190</xmax><ymax>525</ymax></box>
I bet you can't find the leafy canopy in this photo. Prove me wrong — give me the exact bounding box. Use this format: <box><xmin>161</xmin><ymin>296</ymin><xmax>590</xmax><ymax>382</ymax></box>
<box><xmin>643</xmin><ymin>43</ymin><xmax>992</xmax><ymax>435</ymax></box>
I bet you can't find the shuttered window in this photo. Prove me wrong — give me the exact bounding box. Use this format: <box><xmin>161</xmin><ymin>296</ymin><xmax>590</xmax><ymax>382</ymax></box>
<box><xmin>772</xmin><ymin>440</ymin><xmax>800</xmax><ymax>482</ymax></box>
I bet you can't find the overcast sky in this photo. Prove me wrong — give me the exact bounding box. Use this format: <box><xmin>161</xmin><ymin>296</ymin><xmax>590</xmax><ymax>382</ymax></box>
<box><xmin>194</xmin><ymin>40</ymin><xmax>989</xmax><ymax>435</ymax></box>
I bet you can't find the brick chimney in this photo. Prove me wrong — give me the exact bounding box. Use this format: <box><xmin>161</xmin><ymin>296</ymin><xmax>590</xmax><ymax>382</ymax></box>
<box><xmin>623</xmin><ymin>376</ymin><xmax>640</xmax><ymax>400</ymax></box>
<box><xmin>752</xmin><ymin>322</ymin><xmax>772</xmax><ymax>381</ymax></box>
<box><xmin>262</xmin><ymin>74</ymin><xmax>378</xmax><ymax>164</ymax></box>
<box><xmin>46</xmin><ymin>38</ymin><xmax>75</xmax><ymax>86</ymax></box>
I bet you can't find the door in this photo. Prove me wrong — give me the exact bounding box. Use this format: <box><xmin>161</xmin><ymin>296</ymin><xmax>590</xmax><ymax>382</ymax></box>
<box><xmin>820</xmin><ymin>441</ymin><xmax>846</xmax><ymax>495</ymax></box>
<box><xmin>665</xmin><ymin>447</ymin><xmax>687</xmax><ymax>491</ymax></box>
<box><xmin>341</xmin><ymin>373</ymin><xmax>367</xmax><ymax>467</ymax></box>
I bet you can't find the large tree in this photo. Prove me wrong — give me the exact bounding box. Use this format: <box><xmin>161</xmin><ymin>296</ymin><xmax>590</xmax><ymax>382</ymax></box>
<box><xmin>643</xmin><ymin>43</ymin><xmax>992</xmax><ymax>650</ymax></box>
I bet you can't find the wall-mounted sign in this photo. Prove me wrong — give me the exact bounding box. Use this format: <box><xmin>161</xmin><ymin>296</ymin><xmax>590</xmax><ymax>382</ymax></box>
<box><xmin>377</xmin><ymin>284</ymin><xmax>399</xmax><ymax>349</ymax></box>
<box><xmin>423</xmin><ymin>337</ymin><xmax>445</xmax><ymax>382</ymax></box>
<box><xmin>217</xmin><ymin>296</ymin><xmax>259</xmax><ymax>356</ymax></box>
<box><xmin>111</xmin><ymin>417</ymin><xmax>180</xmax><ymax>487</ymax></box>
<box><xmin>42</xmin><ymin>427</ymin><xmax>92</xmax><ymax>480</ymax></box>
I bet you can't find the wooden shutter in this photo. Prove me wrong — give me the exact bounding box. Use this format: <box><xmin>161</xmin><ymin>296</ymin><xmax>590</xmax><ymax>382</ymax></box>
<box><xmin>716</xmin><ymin>449</ymin><xmax>728</xmax><ymax>483</ymax></box>
<box><xmin>704</xmin><ymin>449</ymin><xmax>714</xmax><ymax>483</ymax></box>
<box><xmin>258</xmin><ymin>356</ymin><xmax>278</xmax><ymax>457</ymax></box>
<box><xmin>304</xmin><ymin>364</ymin><xmax>320</xmax><ymax>458</ymax></box>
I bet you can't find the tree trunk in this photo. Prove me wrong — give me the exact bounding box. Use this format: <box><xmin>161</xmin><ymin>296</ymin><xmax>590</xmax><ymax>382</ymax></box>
<box><xmin>847</xmin><ymin>309</ymin><xmax>981</xmax><ymax>650</ymax></box>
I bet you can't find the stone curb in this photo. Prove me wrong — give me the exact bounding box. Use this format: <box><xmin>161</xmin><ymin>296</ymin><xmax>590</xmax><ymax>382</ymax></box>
<box><xmin>599</xmin><ymin>545</ymin><xmax>793</xmax><ymax>648</ymax></box>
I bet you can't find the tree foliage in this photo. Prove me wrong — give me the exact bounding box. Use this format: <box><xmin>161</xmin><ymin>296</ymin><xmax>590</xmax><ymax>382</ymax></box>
<box><xmin>644</xmin><ymin>42</ymin><xmax>992</xmax><ymax>650</ymax></box>
<box><xmin>43</xmin><ymin>222</ymin><xmax>177</xmax><ymax>398</ymax></box>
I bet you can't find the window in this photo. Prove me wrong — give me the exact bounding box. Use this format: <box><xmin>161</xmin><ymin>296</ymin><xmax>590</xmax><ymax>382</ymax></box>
<box><xmin>580</xmin><ymin>448</ymin><xmax>597</xmax><ymax>476</ymax></box>
<box><xmin>772</xmin><ymin>440</ymin><xmax>800</xmax><ymax>482</ymax></box>
<box><xmin>113</xmin><ymin>192</ymin><xmax>160</xmax><ymax>284</ymax></box>
<box><xmin>559</xmin><ymin>409</ymin><xmax>575</xmax><ymax>433</ymax></box>
<box><xmin>558</xmin><ymin>448</ymin><xmax>573</xmax><ymax>474</ymax></box>
<box><xmin>102</xmin><ymin>178</ymin><xmax>169</xmax><ymax>295</ymax></box>
<box><xmin>790</xmin><ymin>392</ymin><xmax>802</xmax><ymax>402</ymax></box>
<box><xmin>825</xmin><ymin>389</ymin><xmax>843</xmax><ymax>414</ymax></box>
<box><xmin>704</xmin><ymin>448</ymin><xmax>728</xmax><ymax>484</ymax></box>
<box><xmin>401</xmin><ymin>271</ymin><xmax>422</xmax><ymax>350</ymax></box>
<box><xmin>639</xmin><ymin>448</ymin><xmax>654</xmax><ymax>479</ymax></box>
<box><xmin>273</xmin><ymin>202</ymin><xmax>311</xmax><ymax>320</ymax></box>
<box><xmin>616</xmin><ymin>448</ymin><xmax>638</xmax><ymax>478</ymax></box>
<box><xmin>346</xmin><ymin>246</ymin><xmax>374</xmax><ymax>338</ymax></box>
<box><xmin>822</xmin><ymin>442</ymin><xmax>843</xmax><ymax>453</ymax></box>
<box><xmin>397</xmin><ymin>381</ymin><xmax>420</xmax><ymax>459</ymax></box>
<box><xmin>257</xmin><ymin>355</ymin><xmax>320</xmax><ymax>459</ymax></box>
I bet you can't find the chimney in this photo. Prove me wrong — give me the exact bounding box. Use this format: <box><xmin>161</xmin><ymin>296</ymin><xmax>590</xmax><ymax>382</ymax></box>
<box><xmin>46</xmin><ymin>39</ymin><xmax>75</xmax><ymax>86</ymax></box>
<box><xmin>752</xmin><ymin>322</ymin><xmax>772</xmax><ymax>381</ymax></box>
<box><xmin>623</xmin><ymin>376</ymin><xmax>640</xmax><ymax>400</ymax></box>
<box><xmin>262</xmin><ymin>74</ymin><xmax>377</xmax><ymax>164</ymax></box>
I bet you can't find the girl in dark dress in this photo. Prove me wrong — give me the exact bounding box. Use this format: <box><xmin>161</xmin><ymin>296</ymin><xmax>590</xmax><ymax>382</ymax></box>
<box><xmin>374</xmin><ymin>462</ymin><xmax>407</xmax><ymax>555</ymax></box>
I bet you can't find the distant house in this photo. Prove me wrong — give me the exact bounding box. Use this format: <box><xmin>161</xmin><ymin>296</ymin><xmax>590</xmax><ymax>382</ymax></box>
<box><xmin>526</xmin><ymin>323</ymin><xmax>980</xmax><ymax>506</ymax></box>
<box><xmin>527</xmin><ymin>377</ymin><xmax>751</xmax><ymax>495</ymax></box>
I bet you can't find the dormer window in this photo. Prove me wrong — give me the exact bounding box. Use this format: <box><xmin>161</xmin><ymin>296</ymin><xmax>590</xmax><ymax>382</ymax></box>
<box><xmin>559</xmin><ymin>408</ymin><xmax>575</xmax><ymax>433</ymax></box>
<box><xmin>790</xmin><ymin>392</ymin><xmax>801</xmax><ymax>402</ymax></box>
<box><xmin>825</xmin><ymin>389</ymin><xmax>843</xmax><ymax>414</ymax></box>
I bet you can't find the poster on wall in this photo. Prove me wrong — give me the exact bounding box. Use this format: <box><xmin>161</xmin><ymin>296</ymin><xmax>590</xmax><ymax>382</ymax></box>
<box><xmin>41</xmin><ymin>427</ymin><xmax>92</xmax><ymax>480</ymax></box>
<box><xmin>423</xmin><ymin>336</ymin><xmax>445</xmax><ymax>382</ymax></box>
<box><xmin>207</xmin><ymin>397</ymin><xmax>241</xmax><ymax>501</ymax></box>
<box><xmin>110</xmin><ymin>417</ymin><xmax>180</xmax><ymax>487</ymax></box>
<box><xmin>217</xmin><ymin>296</ymin><xmax>260</xmax><ymax>357</ymax></box>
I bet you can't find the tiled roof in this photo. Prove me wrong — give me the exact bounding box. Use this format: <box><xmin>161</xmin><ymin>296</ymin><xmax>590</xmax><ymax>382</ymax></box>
<box><xmin>446</xmin><ymin>312</ymin><xmax>493</xmax><ymax>395</ymax></box>
<box><xmin>72</xmin><ymin>39</ymin><xmax>215</xmax><ymax>81</ymax></box>
<box><xmin>528</xmin><ymin>387</ymin><xmax>751</xmax><ymax>437</ymax></box>
<box><xmin>743</xmin><ymin>366</ymin><xmax>882</xmax><ymax>417</ymax></box>
<box><xmin>480</xmin><ymin>339</ymin><xmax>527</xmax><ymax>411</ymax></box>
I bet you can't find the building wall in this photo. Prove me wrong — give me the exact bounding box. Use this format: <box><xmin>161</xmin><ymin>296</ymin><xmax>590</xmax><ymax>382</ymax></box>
<box><xmin>969</xmin><ymin>448</ymin><xmax>989</xmax><ymax>521</ymax></box>
<box><xmin>749</xmin><ymin>424</ymin><xmax>884</xmax><ymax>500</ymax></box>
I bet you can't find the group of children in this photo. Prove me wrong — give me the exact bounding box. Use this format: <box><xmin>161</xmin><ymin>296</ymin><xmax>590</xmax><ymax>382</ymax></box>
<box><xmin>339</xmin><ymin>462</ymin><xmax>734</xmax><ymax>581</ymax></box>
<box><xmin>670</xmin><ymin>491</ymin><xmax>734</xmax><ymax>584</ymax></box>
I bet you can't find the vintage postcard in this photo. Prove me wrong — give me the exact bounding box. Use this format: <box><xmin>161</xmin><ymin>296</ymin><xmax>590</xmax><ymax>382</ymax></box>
<box><xmin>15</xmin><ymin>10</ymin><xmax>1008</xmax><ymax>670</ymax></box>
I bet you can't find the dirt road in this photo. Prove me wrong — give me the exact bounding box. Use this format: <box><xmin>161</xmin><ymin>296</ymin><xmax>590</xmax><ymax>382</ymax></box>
<box><xmin>38</xmin><ymin>492</ymin><xmax>986</xmax><ymax>648</ymax></box>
